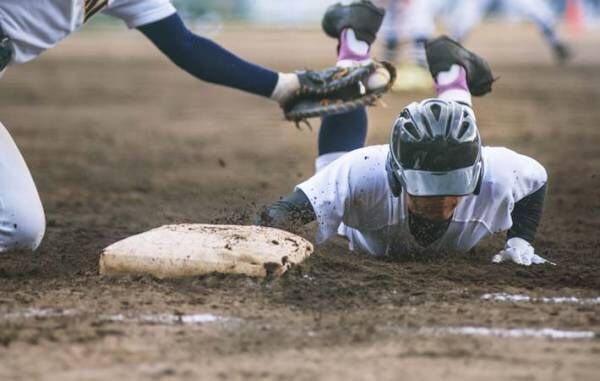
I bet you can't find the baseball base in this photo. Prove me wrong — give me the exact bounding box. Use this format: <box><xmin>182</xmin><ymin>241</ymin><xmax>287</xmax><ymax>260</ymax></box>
<box><xmin>99</xmin><ymin>224</ymin><xmax>314</xmax><ymax>279</ymax></box>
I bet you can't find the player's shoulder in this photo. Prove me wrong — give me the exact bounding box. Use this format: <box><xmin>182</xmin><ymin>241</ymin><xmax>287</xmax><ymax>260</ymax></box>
<box><xmin>482</xmin><ymin>146</ymin><xmax>546</xmax><ymax>179</ymax></box>
<box><xmin>342</xmin><ymin>145</ymin><xmax>389</xmax><ymax>179</ymax></box>
<box><xmin>481</xmin><ymin>146</ymin><xmax>547</xmax><ymax>198</ymax></box>
<box><xmin>342</xmin><ymin>144</ymin><xmax>389</xmax><ymax>164</ymax></box>
<box><xmin>341</xmin><ymin>145</ymin><xmax>390</xmax><ymax>197</ymax></box>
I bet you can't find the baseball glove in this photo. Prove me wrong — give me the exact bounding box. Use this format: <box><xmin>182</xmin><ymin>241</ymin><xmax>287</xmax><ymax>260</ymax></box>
<box><xmin>425</xmin><ymin>36</ymin><xmax>495</xmax><ymax>96</ymax></box>
<box><xmin>283</xmin><ymin>61</ymin><xmax>396</xmax><ymax>128</ymax></box>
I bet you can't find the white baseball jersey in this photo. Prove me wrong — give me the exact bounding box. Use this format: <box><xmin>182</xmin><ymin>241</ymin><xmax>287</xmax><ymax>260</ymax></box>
<box><xmin>297</xmin><ymin>145</ymin><xmax>547</xmax><ymax>256</ymax></box>
<box><xmin>0</xmin><ymin>0</ymin><xmax>176</xmax><ymax>64</ymax></box>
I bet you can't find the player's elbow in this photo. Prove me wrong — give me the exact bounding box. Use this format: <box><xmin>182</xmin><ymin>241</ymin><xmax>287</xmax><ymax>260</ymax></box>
<box><xmin>529</xmin><ymin>158</ymin><xmax>548</xmax><ymax>190</ymax></box>
<box><xmin>139</xmin><ymin>13</ymin><xmax>196</xmax><ymax>69</ymax></box>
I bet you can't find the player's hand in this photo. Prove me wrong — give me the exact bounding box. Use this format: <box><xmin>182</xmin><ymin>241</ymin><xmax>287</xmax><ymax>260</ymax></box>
<box><xmin>282</xmin><ymin>61</ymin><xmax>395</xmax><ymax>128</ymax></box>
<box><xmin>492</xmin><ymin>237</ymin><xmax>555</xmax><ymax>266</ymax></box>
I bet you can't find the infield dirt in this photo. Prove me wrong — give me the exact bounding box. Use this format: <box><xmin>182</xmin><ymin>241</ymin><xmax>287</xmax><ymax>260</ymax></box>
<box><xmin>0</xmin><ymin>24</ymin><xmax>599</xmax><ymax>380</ymax></box>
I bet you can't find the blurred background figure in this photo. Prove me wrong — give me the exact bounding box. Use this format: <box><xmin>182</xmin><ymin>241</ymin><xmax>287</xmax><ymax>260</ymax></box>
<box><xmin>379</xmin><ymin>0</ymin><xmax>411</xmax><ymax>63</ymax></box>
<box><xmin>375</xmin><ymin>0</ymin><xmax>584</xmax><ymax>91</ymax></box>
<box><xmin>168</xmin><ymin>0</ymin><xmax>599</xmax><ymax>30</ymax></box>
<box><xmin>379</xmin><ymin>0</ymin><xmax>442</xmax><ymax>91</ymax></box>
<box><xmin>449</xmin><ymin>0</ymin><xmax>572</xmax><ymax>63</ymax></box>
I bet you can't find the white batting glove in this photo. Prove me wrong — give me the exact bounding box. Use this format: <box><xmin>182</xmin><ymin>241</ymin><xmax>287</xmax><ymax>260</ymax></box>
<box><xmin>492</xmin><ymin>237</ymin><xmax>555</xmax><ymax>266</ymax></box>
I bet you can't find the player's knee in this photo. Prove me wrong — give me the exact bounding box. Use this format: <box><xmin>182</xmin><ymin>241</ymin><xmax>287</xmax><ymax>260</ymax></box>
<box><xmin>0</xmin><ymin>203</ymin><xmax>46</xmax><ymax>253</ymax></box>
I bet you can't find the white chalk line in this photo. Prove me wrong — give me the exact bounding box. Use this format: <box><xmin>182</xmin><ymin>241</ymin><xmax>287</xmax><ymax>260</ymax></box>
<box><xmin>1</xmin><ymin>308</ymin><xmax>78</xmax><ymax>320</ymax></box>
<box><xmin>482</xmin><ymin>293</ymin><xmax>600</xmax><ymax>305</ymax></box>
<box><xmin>422</xmin><ymin>326</ymin><xmax>596</xmax><ymax>340</ymax></box>
<box><xmin>0</xmin><ymin>308</ymin><xmax>226</xmax><ymax>325</ymax></box>
<box><xmin>99</xmin><ymin>313</ymin><xmax>225</xmax><ymax>325</ymax></box>
<box><xmin>1</xmin><ymin>300</ymin><xmax>597</xmax><ymax>340</ymax></box>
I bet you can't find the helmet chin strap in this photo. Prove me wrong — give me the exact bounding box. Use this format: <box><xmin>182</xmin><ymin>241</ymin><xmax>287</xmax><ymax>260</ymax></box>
<box><xmin>385</xmin><ymin>152</ymin><xmax>403</xmax><ymax>197</ymax></box>
<box><xmin>473</xmin><ymin>160</ymin><xmax>485</xmax><ymax>195</ymax></box>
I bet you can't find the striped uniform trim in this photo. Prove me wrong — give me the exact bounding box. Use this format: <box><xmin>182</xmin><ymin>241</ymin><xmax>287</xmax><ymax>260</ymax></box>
<box><xmin>84</xmin><ymin>0</ymin><xmax>109</xmax><ymax>23</ymax></box>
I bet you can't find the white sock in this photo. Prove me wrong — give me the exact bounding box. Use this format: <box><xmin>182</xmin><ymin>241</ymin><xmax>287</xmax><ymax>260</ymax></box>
<box><xmin>435</xmin><ymin>65</ymin><xmax>472</xmax><ymax>106</ymax></box>
<box><xmin>270</xmin><ymin>73</ymin><xmax>300</xmax><ymax>104</ymax></box>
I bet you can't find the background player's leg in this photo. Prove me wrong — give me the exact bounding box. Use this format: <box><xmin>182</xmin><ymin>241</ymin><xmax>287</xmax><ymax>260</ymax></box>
<box><xmin>407</xmin><ymin>0</ymin><xmax>438</xmax><ymax>67</ymax></box>
<box><xmin>0</xmin><ymin>122</ymin><xmax>45</xmax><ymax>253</ymax></box>
<box><xmin>449</xmin><ymin>0</ymin><xmax>493</xmax><ymax>42</ymax></box>
<box><xmin>381</xmin><ymin>0</ymin><xmax>402</xmax><ymax>62</ymax></box>
<box><xmin>505</xmin><ymin>0</ymin><xmax>572</xmax><ymax>62</ymax></box>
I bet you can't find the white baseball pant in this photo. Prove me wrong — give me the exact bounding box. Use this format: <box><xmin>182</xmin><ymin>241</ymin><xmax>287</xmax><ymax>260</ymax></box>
<box><xmin>0</xmin><ymin>121</ymin><xmax>45</xmax><ymax>253</ymax></box>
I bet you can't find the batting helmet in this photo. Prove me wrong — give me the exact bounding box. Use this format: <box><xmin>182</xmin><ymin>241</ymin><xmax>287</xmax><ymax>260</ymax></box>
<box><xmin>386</xmin><ymin>99</ymin><xmax>482</xmax><ymax>197</ymax></box>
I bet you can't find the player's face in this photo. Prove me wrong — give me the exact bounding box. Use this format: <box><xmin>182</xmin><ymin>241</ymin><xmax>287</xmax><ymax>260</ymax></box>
<box><xmin>405</xmin><ymin>194</ymin><xmax>462</xmax><ymax>222</ymax></box>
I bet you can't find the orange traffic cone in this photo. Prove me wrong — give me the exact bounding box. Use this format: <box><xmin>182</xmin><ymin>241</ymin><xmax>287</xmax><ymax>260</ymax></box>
<box><xmin>565</xmin><ymin>0</ymin><xmax>585</xmax><ymax>35</ymax></box>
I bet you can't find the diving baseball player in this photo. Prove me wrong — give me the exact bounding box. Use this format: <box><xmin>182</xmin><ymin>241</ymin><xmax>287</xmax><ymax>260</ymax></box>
<box><xmin>0</xmin><ymin>0</ymin><xmax>393</xmax><ymax>253</ymax></box>
<box><xmin>258</xmin><ymin>37</ymin><xmax>552</xmax><ymax>266</ymax></box>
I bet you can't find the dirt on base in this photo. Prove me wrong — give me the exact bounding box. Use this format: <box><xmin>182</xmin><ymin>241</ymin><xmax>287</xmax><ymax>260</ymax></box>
<box><xmin>0</xmin><ymin>23</ymin><xmax>599</xmax><ymax>380</ymax></box>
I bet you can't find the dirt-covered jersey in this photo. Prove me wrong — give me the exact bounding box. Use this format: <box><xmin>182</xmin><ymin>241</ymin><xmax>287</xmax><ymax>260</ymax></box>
<box><xmin>297</xmin><ymin>145</ymin><xmax>547</xmax><ymax>256</ymax></box>
<box><xmin>0</xmin><ymin>0</ymin><xmax>176</xmax><ymax>64</ymax></box>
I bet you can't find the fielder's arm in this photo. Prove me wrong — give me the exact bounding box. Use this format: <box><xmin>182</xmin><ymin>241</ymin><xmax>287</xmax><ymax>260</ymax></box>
<box><xmin>137</xmin><ymin>13</ymin><xmax>278</xmax><ymax>97</ymax></box>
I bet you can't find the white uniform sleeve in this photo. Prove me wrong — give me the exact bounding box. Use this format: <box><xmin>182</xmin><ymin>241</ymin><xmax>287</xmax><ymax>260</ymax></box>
<box><xmin>104</xmin><ymin>0</ymin><xmax>176</xmax><ymax>29</ymax></box>
<box><xmin>500</xmin><ymin>147</ymin><xmax>547</xmax><ymax>202</ymax></box>
<box><xmin>484</xmin><ymin>147</ymin><xmax>548</xmax><ymax>202</ymax></box>
<box><xmin>296</xmin><ymin>145</ymin><xmax>391</xmax><ymax>244</ymax></box>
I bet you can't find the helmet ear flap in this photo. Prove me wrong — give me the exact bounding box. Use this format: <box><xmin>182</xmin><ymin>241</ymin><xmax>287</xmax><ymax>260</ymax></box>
<box><xmin>385</xmin><ymin>153</ymin><xmax>402</xmax><ymax>198</ymax></box>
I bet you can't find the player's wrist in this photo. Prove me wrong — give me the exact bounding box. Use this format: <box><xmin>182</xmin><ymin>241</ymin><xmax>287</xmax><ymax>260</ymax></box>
<box><xmin>270</xmin><ymin>73</ymin><xmax>300</xmax><ymax>105</ymax></box>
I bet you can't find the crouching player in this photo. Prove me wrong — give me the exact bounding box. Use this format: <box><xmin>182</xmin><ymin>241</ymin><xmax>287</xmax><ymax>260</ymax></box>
<box><xmin>258</xmin><ymin>37</ymin><xmax>552</xmax><ymax>266</ymax></box>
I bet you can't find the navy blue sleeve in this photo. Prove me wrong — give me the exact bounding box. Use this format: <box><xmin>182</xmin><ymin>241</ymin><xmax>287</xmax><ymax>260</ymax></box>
<box><xmin>508</xmin><ymin>183</ymin><xmax>547</xmax><ymax>243</ymax></box>
<box><xmin>137</xmin><ymin>13</ymin><xmax>279</xmax><ymax>98</ymax></box>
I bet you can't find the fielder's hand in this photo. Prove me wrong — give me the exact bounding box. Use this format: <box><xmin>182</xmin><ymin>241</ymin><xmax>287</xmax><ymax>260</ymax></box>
<box><xmin>283</xmin><ymin>61</ymin><xmax>396</xmax><ymax>128</ymax></box>
<box><xmin>492</xmin><ymin>237</ymin><xmax>555</xmax><ymax>266</ymax></box>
